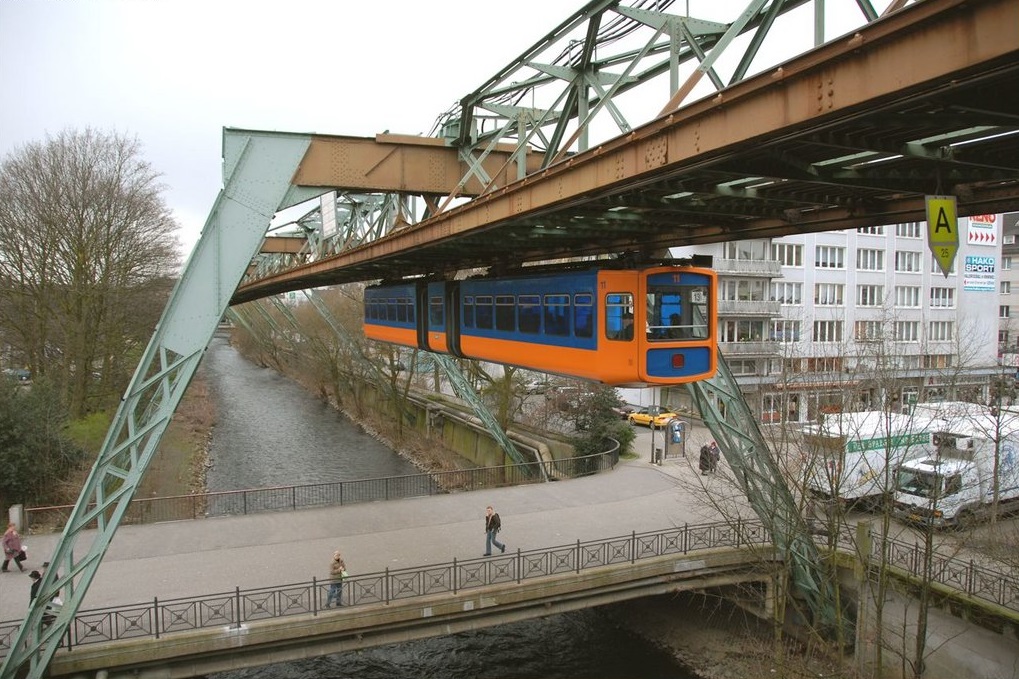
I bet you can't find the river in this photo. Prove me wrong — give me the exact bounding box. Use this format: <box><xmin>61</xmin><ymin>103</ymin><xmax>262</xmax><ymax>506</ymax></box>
<box><xmin>202</xmin><ymin>337</ymin><xmax>701</xmax><ymax>679</ymax></box>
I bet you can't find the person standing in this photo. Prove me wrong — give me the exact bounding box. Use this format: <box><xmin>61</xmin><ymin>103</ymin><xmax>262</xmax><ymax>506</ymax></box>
<box><xmin>484</xmin><ymin>505</ymin><xmax>506</xmax><ymax>556</ymax></box>
<box><xmin>325</xmin><ymin>551</ymin><xmax>347</xmax><ymax>607</ymax></box>
<box><xmin>709</xmin><ymin>441</ymin><xmax>721</xmax><ymax>473</ymax></box>
<box><xmin>2</xmin><ymin>522</ymin><xmax>25</xmax><ymax>572</ymax></box>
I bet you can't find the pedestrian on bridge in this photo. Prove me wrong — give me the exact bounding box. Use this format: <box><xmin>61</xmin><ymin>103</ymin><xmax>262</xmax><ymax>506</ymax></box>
<box><xmin>325</xmin><ymin>550</ymin><xmax>347</xmax><ymax>607</ymax></box>
<box><xmin>2</xmin><ymin>522</ymin><xmax>26</xmax><ymax>572</ymax></box>
<box><xmin>484</xmin><ymin>505</ymin><xmax>506</xmax><ymax>556</ymax></box>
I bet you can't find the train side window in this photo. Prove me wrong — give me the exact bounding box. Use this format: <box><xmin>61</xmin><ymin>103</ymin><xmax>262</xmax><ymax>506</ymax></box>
<box><xmin>429</xmin><ymin>296</ymin><xmax>443</xmax><ymax>327</ymax></box>
<box><xmin>544</xmin><ymin>294</ymin><xmax>570</xmax><ymax>336</ymax></box>
<box><xmin>386</xmin><ymin>298</ymin><xmax>397</xmax><ymax>322</ymax></box>
<box><xmin>495</xmin><ymin>295</ymin><xmax>515</xmax><ymax>331</ymax></box>
<box><xmin>476</xmin><ymin>295</ymin><xmax>494</xmax><ymax>330</ymax></box>
<box><xmin>519</xmin><ymin>294</ymin><xmax>541</xmax><ymax>334</ymax></box>
<box><xmin>463</xmin><ymin>296</ymin><xmax>475</xmax><ymax>328</ymax></box>
<box><xmin>397</xmin><ymin>297</ymin><xmax>409</xmax><ymax>323</ymax></box>
<box><xmin>605</xmin><ymin>293</ymin><xmax>634</xmax><ymax>341</ymax></box>
<box><xmin>574</xmin><ymin>293</ymin><xmax>593</xmax><ymax>338</ymax></box>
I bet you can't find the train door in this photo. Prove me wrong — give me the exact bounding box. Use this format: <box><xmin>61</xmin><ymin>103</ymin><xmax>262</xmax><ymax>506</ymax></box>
<box><xmin>445</xmin><ymin>281</ymin><xmax>463</xmax><ymax>357</ymax></box>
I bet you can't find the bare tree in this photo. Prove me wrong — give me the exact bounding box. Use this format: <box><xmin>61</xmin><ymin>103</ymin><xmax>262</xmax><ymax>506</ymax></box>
<box><xmin>0</xmin><ymin>128</ymin><xmax>180</xmax><ymax>416</ymax></box>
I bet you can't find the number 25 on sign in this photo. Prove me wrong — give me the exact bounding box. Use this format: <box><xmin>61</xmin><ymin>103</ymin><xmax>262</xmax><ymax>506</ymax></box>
<box><xmin>926</xmin><ymin>195</ymin><xmax>958</xmax><ymax>278</ymax></box>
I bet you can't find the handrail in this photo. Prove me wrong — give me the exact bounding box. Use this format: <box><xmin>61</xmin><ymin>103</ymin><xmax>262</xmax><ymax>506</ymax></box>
<box><xmin>23</xmin><ymin>447</ymin><xmax>619</xmax><ymax>534</ymax></box>
<box><xmin>833</xmin><ymin>525</ymin><xmax>1019</xmax><ymax>614</ymax></box>
<box><xmin>0</xmin><ymin>519</ymin><xmax>768</xmax><ymax>658</ymax></box>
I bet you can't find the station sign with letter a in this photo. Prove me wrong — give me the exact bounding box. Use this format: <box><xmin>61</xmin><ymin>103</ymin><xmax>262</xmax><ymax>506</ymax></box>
<box><xmin>926</xmin><ymin>195</ymin><xmax>958</xmax><ymax>278</ymax></box>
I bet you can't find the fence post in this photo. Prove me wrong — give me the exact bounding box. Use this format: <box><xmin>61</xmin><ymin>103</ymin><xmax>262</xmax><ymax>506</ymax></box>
<box><xmin>243</xmin><ymin>491</ymin><xmax>248</xmax><ymax>516</ymax></box>
<box><xmin>968</xmin><ymin>559</ymin><xmax>974</xmax><ymax>595</ymax></box>
<box><xmin>452</xmin><ymin>558</ymin><xmax>458</xmax><ymax>594</ymax></box>
<box><xmin>516</xmin><ymin>549</ymin><xmax>522</xmax><ymax>584</ymax></box>
<box><xmin>683</xmin><ymin>522</ymin><xmax>688</xmax><ymax>554</ymax></box>
<box><xmin>234</xmin><ymin>587</ymin><xmax>242</xmax><ymax>629</ymax></box>
<box><xmin>631</xmin><ymin>531</ymin><xmax>636</xmax><ymax>564</ymax></box>
<box><xmin>312</xmin><ymin>576</ymin><xmax>318</xmax><ymax>615</ymax></box>
<box><xmin>736</xmin><ymin>518</ymin><xmax>742</xmax><ymax>548</ymax></box>
<box><xmin>576</xmin><ymin>539</ymin><xmax>581</xmax><ymax>574</ymax></box>
<box><xmin>154</xmin><ymin>597</ymin><xmax>160</xmax><ymax>639</ymax></box>
<box><xmin>291</xmin><ymin>486</ymin><xmax>297</xmax><ymax>511</ymax></box>
<box><xmin>385</xmin><ymin>567</ymin><xmax>390</xmax><ymax>605</ymax></box>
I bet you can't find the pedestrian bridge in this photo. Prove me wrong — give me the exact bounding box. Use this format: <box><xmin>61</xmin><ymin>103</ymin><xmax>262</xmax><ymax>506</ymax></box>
<box><xmin>37</xmin><ymin>524</ymin><xmax>778</xmax><ymax>679</ymax></box>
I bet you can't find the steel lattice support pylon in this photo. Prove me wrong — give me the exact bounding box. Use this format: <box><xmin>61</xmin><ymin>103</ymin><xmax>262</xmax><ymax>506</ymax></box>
<box><xmin>685</xmin><ymin>352</ymin><xmax>850</xmax><ymax>639</ymax></box>
<box><xmin>0</xmin><ymin>130</ymin><xmax>317</xmax><ymax>679</ymax></box>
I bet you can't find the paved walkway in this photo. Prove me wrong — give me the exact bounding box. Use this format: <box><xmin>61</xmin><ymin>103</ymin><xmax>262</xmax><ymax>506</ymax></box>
<box><xmin>0</xmin><ymin>425</ymin><xmax>728</xmax><ymax>622</ymax></box>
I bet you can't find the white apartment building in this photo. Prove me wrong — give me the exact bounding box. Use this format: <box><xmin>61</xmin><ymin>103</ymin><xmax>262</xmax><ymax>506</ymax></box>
<box><xmin>675</xmin><ymin>215</ymin><xmax>1003</xmax><ymax>423</ymax></box>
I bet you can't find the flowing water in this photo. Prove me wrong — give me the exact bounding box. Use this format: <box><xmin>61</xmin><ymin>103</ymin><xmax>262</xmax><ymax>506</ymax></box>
<box><xmin>202</xmin><ymin>337</ymin><xmax>700</xmax><ymax>679</ymax></box>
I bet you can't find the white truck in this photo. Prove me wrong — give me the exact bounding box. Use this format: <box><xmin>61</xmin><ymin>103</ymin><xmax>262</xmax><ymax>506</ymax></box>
<box><xmin>894</xmin><ymin>405</ymin><xmax>1019</xmax><ymax>528</ymax></box>
<box><xmin>802</xmin><ymin>410</ymin><xmax>934</xmax><ymax>507</ymax></box>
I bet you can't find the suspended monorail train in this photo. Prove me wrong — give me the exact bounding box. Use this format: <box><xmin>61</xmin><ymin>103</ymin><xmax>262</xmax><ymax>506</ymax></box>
<box><xmin>363</xmin><ymin>263</ymin><xmax>717</xmax><ymax>386</ymax></box>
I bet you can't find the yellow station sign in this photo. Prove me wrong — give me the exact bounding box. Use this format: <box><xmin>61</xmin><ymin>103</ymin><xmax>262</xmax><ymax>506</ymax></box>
<box><xmin>926</xmin><ymin>195</ymin><xmax>958</xmax><ymax>277</ymax></box>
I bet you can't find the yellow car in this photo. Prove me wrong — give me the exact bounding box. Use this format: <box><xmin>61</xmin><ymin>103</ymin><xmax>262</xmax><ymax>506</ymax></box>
<box><xmin>627</xmin><ymin>406</ymin><xmax>678</xmax><ymax>428</ymax></box>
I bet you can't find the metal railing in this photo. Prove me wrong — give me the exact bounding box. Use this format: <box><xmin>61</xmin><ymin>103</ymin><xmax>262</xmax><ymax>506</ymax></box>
<box><xmin>0</xmin><ymin>519</ymin><xmax>768</xmax><ymax>659</ymax></box>
<box><xmin>833</xmin><ymin>526</ymin><xmax>1019</xmax><ymax>613</ymax></box>
<box><xmin>24</xmin><ymin>448</ymin><xmax>619</xmax><ymax>533</ymax></box>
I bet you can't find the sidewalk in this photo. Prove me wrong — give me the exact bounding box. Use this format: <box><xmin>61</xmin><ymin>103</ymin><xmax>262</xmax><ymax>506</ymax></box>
<box><xmin>0</xmin><ymin>433</ymin><xmax>728</xmax><ymax>622</ymax></box>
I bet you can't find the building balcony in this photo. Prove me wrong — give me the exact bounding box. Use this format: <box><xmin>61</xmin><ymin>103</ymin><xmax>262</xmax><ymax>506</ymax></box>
<box><xmin>719</xmin><ymin>340</ymin><xmax>781</xmax><ymax>357</ymax></box>
<box><xmin>714</xmin><ymin>258</ymin><xmax>783</xmax><ymax>278</ymax></box>
<box><xmin>717</xmin><ymin>300</ymin><xmax>782</xmax><ymax>317</ymax></box>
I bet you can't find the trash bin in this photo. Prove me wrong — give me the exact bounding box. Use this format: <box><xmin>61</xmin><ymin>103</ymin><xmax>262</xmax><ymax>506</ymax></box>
<box><xmin>654</xmin><ymin>447</ymin><xmax>663</xmax><ymax>465</ymax></box>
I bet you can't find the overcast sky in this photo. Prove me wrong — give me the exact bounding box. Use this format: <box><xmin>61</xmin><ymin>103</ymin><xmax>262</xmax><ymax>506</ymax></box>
<box><xmin>0</xmin><ymin>1</ymin><xmax>879</xmax><ymax>257</ymax></box>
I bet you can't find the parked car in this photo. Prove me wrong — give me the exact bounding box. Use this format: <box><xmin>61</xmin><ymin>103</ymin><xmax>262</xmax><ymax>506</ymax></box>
<box><xmin>627</xmin><ymin>406</ymin><xmax>678</xmax><ymax>428</ymax></box>
<box><xmin>611</xmin><ymin>403</ymin><xmax>638</xmax><ymax>420</ymax></box>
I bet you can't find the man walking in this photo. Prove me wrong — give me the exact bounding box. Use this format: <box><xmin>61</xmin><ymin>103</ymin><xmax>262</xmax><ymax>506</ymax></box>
<box><xmin>484</xmin><ymin>505</ymin><xmax>506</xmax><ymax>556</ymax></box>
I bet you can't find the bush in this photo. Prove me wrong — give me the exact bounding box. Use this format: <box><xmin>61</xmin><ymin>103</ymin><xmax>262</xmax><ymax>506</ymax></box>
<box><xmin>570</xmin><ymin>387</ymin><xmax>636</xmax><ymax>456</ymax></box>
<box><xmin>0</xmin><ymin>380</ymin><xmax>86</xmax><ymax>506</ymax></box>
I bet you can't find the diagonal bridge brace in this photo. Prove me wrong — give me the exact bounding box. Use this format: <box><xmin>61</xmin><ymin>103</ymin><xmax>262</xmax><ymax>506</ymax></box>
<box><xmin>686</xmin><ymin>352</ymin><xmax>851</xmax><ymax>640</ymax></box>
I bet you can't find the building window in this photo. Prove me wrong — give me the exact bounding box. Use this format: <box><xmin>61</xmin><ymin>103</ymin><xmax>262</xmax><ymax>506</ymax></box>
<box><xmin>856</xmin><ymin>248</ymin><xmax>885</xmax><ymax>271</ymax></box>
<box><xmin>894</xmin><ymin>251</ymin><xmax>922</xmax><ymax>273</ymax></box>
<box><xmin>812</xmin><ymin>320</ymin><xmax>843</xmax><ymax>343</ymax></box>
<box><xmin>922</xmin><ymin>354</ymin><xmax>953</xmax><ymax>369</ymax></box>
<box><xmin>770</xmin><ymin>281</ymin><xmax>802</xmax><ymax>305</ymax></box>
<box><xmin>1005</xmin><ymin>234</ymin><xmax>1017</xmax><ymax>245</ymax></box>
<box><xmin>1001</xmin><ymin>306</ymin><xmax>1011</xmax><ymax>319</ymax></box>
<box><xmin>855</xmin><ymin>320</ymin><xmax>884</xmax><ymax>341</ymax></box>
<box><xmin>894</xmin><ymin>321</ymin><xmax>920</xmax><ymax>341</ymax></box>
<box><xmin>724</xmin><ymin>240</ymin><xmax>770</xmax><ymax>261</ymax></box>
<box><xmin>771</xmin><ymin>320</ymin><xmax>801</xmax><ymax>343</ymax></box>
<box><xmin>895</xmin><ymin>286</ymin><xmax>921</xmax><ymax>308</ymax></box>
<box><xmin>720</xmin><ymin>320</ymin><xmax>766</xmax><ymax>343</ymax></box>
<box><xmin>1004</xmin><ymin>257</ymin><xmax>1013</xmax><ymax>271</ymax></box>
<box><xmin>928</xmin><ymin>321</ymin><xmax>954</xmax><ymax>341</ymax></box>
<box><xmin>728</xmin><ymin>359</ymin><xmax>760</xmax><ymax>376</ymax></box>
<box><xmin>896</xmin><ymin>222</ymin><xmax>922</xmax><ymax>238</ymax></box>
<box><xmin>771</xmin><ymin>242</ymin><xmax>803</xmax><ymax>267</ymax></box>
<box><xmin>814</xmin><ymin>283</ymin><xmax>844</xmax><ymax>306</ymax></box>
<box><xmin>929</xmin><ymin>287</ymin><xmax>955</xmax><ymax>308</ymax></box>
<box><xmin>805</xmin><ymin>357</ymin><xmax>844</xmax><ymax>372</ymax></box>
<box><xmin>930</xmin><ymin>254</ymin><xmax>956</xmax><ymax>274</ymax></box>
<box><xmin>815</xmin><ymin>245</ymin><xmax>845</xmax><ymax>269</ymax></box>
<box><xmin>720</xmin><ymin>279</ymin><xmax>768</xmax><ymax>301</ymax></box>
<box><xmin>1000</xmin><ymin>330</ymin><xmax>1010</xmax><ymax>345</ymax></box>
<box><xmin>1002</xmin><ymin>281</ymin><xmax>1012</xmax><ymax>294</ymax></box>
<box><xmin>857</xmin><ymin>226</ymin><xmax>884</xmax><ymax>236</ymax></box>
<box><xmin>857</xmin><ymin>285</ymin><xmax>884</xmax><ymax>307</ymax></box>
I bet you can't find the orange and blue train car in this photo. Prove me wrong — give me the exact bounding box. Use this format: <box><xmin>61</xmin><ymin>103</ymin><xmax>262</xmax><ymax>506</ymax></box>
<box><xmin>363</xmin><ymin>264</ymin><xmax>717</xmax><ymax>386</ymax></box>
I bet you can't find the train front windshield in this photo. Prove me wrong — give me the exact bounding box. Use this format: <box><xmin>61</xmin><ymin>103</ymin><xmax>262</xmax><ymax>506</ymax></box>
<box><xmin>645</xmin><ymin>278</ymin><xmax>710</xmax><ymax>341</ymax></box>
